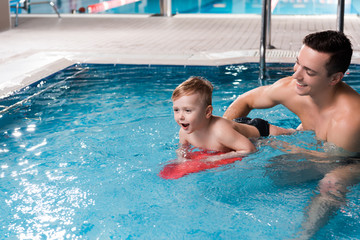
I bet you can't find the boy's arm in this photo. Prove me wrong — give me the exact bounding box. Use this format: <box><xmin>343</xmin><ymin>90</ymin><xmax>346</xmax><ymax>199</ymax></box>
<box><xmin>203</xmin><ymin>123</ymin><xmax>256</xmax><ymax>162</ymax></box>
<box><xmin>178</xmin><ymin>129</ymin><xmax>186</xmax><ymax>145</ymax></box>
<box><xmin>223</xmin><ymin>77</ymin><xmax>292</xmax><ymax>120</ymax></box>
<box><xmin>176</xmin><ymin>129</ymin><xmax>191</xmax><ymax>160</ymax></box>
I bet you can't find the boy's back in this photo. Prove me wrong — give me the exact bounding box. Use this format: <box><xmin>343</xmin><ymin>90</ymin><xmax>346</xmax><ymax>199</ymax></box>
<box><xmin>179</xmin><ymin>115</ymin><xmax>259</xmax><ymax>153</ymax></box>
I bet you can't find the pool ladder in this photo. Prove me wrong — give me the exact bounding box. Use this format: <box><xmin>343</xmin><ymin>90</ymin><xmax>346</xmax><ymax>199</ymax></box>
<box><xmin>11</xmin><ymin>0</ymin><xmax>61</xmax><ymax>27</ymax></box>
<box><xmin>259</xmin><ymin>0</ymin><xmax>346</xmax><ymax>81</ymax></box>
<box><xmin>160</xmin><ymin>0</ymin><xmax>172</xmax><ymax>17</ymax></box>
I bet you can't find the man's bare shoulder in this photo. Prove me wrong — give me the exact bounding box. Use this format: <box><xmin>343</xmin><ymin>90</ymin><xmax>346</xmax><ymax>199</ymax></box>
<box><xmin>263</xmin><ymin>76</ymin><xmax>306</xmax><ymax>109</ymax></box>
<box><xmin>329</xmin><ymin>83</ymin><xmax>360</xmax><ymax>152</ymax></box>
<box><xmin>336</xmin><ymin>82</ymin><xmax>360</xmax><ymax>115</ymax></box>
<box><xmin>270</xmin><ymin>76</ymin><xmax>294</xmax><ymax>88</ymax></box>
<box><xmin>265</xmin><ymin>76</ymin><xmax>296</xmax><ymax>100</ymax></box>
<box><xmin>329</xmin><ymin>116</ymin><xmax>360</xmax><ymax>152</ymax></box>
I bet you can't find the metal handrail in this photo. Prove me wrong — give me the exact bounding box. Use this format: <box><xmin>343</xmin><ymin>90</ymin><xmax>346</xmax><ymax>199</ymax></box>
<box><xmin>10</xmin><ymin>0</ymin><xmax>61</xmax><ymax>27</ymax></box>
<box><xmin>259</xmin><ymin>0</ymin><xmax>269</xmax><ymax>81</ymax></box>
<box><xmin>337</xmin><ymin>0</ymin><xmax>345</xmax><ymax>32</ymax></box>
<box><xmin>267</xmin><ymin>0</ymin><xmax>274</xmax><ymax>49</ymax></box>
<box><xmin>160</xmin><ymin>0</ymin><xmax>172</xmax><ymax>17</ymax></box>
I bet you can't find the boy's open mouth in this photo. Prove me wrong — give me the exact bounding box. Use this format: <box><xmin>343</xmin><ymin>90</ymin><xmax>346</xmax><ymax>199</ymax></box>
<box><xmin>181</xmin><ymin>123</ymin><xmax>189</xmax><ymax>128</ymax></box>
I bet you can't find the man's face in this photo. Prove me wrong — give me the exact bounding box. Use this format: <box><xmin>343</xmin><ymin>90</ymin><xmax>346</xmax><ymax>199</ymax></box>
<box><xmin>292</xmin><ymin>45</ymin><xmax>333</xmax><ymax>96</ymax></box>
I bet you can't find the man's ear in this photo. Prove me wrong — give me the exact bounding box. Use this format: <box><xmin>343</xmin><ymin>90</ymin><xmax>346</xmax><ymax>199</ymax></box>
<box><xmin>330</xmin><ymin>72</ymin><xmax>343</xmax><ymax>86</ymax></box>
<box><xmin>206</xmin><ymin>105</ymin><xmax>213</xmax><ymax>118</ymax></box>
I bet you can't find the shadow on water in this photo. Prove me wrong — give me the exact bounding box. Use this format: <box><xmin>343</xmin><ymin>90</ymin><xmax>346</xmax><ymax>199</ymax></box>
<box><xmin>265</xmin><ymin>153</ymin><xmax>359</xmax><ymax>187</ymax></box>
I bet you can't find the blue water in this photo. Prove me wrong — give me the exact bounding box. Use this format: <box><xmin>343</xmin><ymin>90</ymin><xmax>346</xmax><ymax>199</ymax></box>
<box><xmin>11</xmin><ymin>0</ymin><xmax>360</xmax><ymax>15</ymax></box>
<box><xmin>0</xmin><ymin>63</ymin><xmax>359</xmax><ymax>239</ymax></box>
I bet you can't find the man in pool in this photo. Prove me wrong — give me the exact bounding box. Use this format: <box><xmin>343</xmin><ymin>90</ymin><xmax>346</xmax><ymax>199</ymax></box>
<box><xmin>172</xmin><ymin>76</ymin><xmax>294</xmax><ymax>158</ymax></box>
<box><xmin>223</xmin><ymin>30</ymin><xmax>360</xmax><ymax>238</ymax></box>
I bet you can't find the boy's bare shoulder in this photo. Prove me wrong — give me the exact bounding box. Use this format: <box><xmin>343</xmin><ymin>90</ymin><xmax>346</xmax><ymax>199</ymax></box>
<box><xmin>210</xmin><ymin>116</ymin><xmax>236</xmax><ymax>136</ymax></box>
<box><xmin>211</xmin><ymin>116</ymin><xmax>233</xmax><ymax>126</ymax></box>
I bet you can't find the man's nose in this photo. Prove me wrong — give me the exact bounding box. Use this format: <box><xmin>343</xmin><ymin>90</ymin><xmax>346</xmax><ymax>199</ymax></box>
<box><xmin>292</xmin><ymin>66</ymin><xmax>303</xmax><ymax>80</ymax></box>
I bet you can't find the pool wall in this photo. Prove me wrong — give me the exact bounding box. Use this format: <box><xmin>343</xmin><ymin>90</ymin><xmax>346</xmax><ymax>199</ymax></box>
<box><xmin>1</xmin><ymin>15</ymin><xmax>360</xmax><ymax>99</ymax></box>
<box><xmin>10</xmin><ymin>0</ymin><xmax>360</xmax><ymax>15</ymax></box>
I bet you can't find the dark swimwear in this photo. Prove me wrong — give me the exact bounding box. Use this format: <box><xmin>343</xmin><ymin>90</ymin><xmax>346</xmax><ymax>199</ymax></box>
<box><xmin>233</xmin><ymin>117</ymin><xmax>270</xmax><ymax>137</ymax></box>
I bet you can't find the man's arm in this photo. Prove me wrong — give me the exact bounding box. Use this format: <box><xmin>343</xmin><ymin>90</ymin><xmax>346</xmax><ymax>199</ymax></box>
<box><xmin>223</xmin><ymin>77</ymin><xmax>293</xmax><ymax>120</ymax></box>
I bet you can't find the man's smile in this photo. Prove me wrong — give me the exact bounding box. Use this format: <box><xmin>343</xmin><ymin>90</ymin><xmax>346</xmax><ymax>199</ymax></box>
<box><xmin>296</xmin><ymin>80</ymin><xmax>307</xmax><ymax>87</ymax></box>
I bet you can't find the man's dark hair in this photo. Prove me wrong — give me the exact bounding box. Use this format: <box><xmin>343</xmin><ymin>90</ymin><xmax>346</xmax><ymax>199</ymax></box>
<box><xmin>303</xmin><ymin>30</ymin><xmax>352</xmax><ymax>76</ymax></box>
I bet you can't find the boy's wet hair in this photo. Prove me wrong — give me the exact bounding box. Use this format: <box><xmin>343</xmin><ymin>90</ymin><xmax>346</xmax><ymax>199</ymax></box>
<box><xmin>303</xmin><ymin>30</ymin><xmax>353</xmax><ymax>76</ymax></box>
<box><xmin>172</xmin><ymin>76</ymin><xmax>213</xmax><ymax>106</ymax></box>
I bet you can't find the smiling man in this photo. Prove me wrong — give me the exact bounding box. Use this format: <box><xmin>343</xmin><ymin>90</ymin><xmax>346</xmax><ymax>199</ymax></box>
<box><xmin>224</xmin><ymin>30</ymin><xmax>360</xmax><ymax>152</ymax></box>
<box><xmin>223</xmin><ymin>30</ymin><xmax>360</xmax><ymax>238</ymax></box>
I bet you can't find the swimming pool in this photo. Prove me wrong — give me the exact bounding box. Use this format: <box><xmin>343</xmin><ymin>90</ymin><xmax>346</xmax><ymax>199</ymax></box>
<box><xmin>0</xmin><ymin>63</ymin><xmax>359</xmax><ymax>239</ymax></box>
<box><xmin>14</xmin><ymin>0</ymin><xmax>360</xmax><ymax>15</ymax></box>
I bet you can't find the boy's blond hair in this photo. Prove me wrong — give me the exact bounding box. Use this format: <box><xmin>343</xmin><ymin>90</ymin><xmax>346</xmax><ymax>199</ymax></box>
<box><xmin>172</xmin><ymin>76</ymin><xmax>213</xmax><ymax>106</ymax></box>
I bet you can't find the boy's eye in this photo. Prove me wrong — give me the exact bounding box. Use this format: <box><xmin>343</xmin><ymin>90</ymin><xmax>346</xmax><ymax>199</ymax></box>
<box><xmin>173</xmin><ymin>108</ymin><xmax>179</xmax><ymax>112</ymax></box>
<box><xmin>185</xmin><ymin>109</ymin><xmax>192</xmax><ymax>113</ymax></box>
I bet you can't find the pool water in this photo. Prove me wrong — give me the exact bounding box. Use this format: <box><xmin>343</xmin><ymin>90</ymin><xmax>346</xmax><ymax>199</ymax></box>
<box><xmin>0</xmin><ymin>63</ymin><xmax>359</xmax><ymax>239</ymax></box>
<box><xmin>13</xmin><ymin>0</ymin><xmax>360</xmax><ymax>15</ymax></box>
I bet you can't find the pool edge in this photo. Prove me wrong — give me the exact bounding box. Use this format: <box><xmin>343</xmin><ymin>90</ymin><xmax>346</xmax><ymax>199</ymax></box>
<box><xmin>1</xmin><ymin>49</ymin><xmax>360</xmax><ymax>99</ymax></box>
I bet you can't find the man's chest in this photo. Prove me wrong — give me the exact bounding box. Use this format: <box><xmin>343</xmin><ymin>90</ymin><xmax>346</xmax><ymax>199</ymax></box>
<box><xmin>298</xmin><ymin>108</ymin><xmax>335</xmax><ymax>141</ymax></box>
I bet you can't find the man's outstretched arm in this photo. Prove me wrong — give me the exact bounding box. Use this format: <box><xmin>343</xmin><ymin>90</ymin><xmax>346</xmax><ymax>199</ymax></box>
<box><xmin>223</xmin><ymin>77</ymin><xmax>292</xmax><ymax>120</ymax></box>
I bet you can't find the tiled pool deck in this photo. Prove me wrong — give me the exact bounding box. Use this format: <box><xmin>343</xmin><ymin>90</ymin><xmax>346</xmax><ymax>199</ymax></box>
<box><xmin>0</xmin><ymin>14</ymin><xmax>360</xmax><ymax>97</ymax></box>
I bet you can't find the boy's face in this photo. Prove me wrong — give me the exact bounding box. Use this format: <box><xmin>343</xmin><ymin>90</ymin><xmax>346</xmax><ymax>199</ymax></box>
<box><xmin>172</xmin><ymin>93</ymin><xmax>211</xmax><ymax>134</ymax></box>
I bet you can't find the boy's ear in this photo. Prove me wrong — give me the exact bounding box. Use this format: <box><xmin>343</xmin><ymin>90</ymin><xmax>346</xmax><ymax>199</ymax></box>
<box><xmin>206</xmin><ymin>105</ymin><xmax>213</xmax><ymax>118</ymax></box>
<box><xmin>330</xmin><ymin>72</ymin><xmax>343</xmax><ymax>86</ymax></box>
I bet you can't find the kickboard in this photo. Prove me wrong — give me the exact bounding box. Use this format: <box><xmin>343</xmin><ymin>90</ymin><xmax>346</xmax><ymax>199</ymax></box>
<box><xmin>159</xmin><ymin>151</ymin><xmax>242</xmax><ymax>179</ymax></box>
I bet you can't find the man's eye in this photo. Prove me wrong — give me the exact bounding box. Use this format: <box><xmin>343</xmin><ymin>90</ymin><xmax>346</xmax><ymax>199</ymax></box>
<box><xmin>306</xmin><ymin>71</ymin><xmax>316</xmax><ymax>76</ymax></box>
